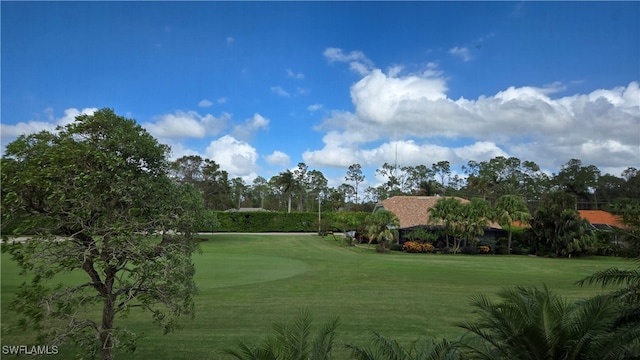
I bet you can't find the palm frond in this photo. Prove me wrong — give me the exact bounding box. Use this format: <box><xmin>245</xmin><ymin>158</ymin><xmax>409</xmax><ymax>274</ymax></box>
<box><xmin>310</xmin><ymin>316</ymin><xmax>340</xmax><ymax>360</ymax></box>
<box><xmin>576</xmin><ymin>267</ymin><xmax>640</xmax><ymax>288</ymax></box>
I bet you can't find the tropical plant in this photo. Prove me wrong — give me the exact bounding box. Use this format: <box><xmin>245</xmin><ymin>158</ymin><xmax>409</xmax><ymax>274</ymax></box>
<box><xmin>275</xmin><ymin>170</ymin><xmax>296</xmax><ymax>213</ymax></box>
<box><xmin>458</xmin><ymin>286</ymin><xmax>629</xmax><ymax>360</ymax></box>
<box><xmin>346</xmin><ymin>332</ymin><xmax>461</xmax><ymax>360</ymax></box>
<box><xmin>577</xmin><ymin>258</ymin><xmax>640</xmax><ymax>355</ymax></box>
<box><xmin>429</xmin><ymin>198</ymin><xmax>464</xmax><ymax>253</ymax></box>
<box><xmin>224</xmin><ymin>309</ymin><xmax>340</xmax><ymax>360</ymax></box>
<box><xmin>495</xmin><ymin>195</ymin><xmax>531</xmax><ymax>255</ymax></box>
<box><xmin>460</xmin><ymin>198</ymin><xmax>493</xmax><ymax>248</ymax></box>
<box><xmin>529</xmin><ymin>192</ymin><xmax>595</xmax><ymax>257</ymax></box>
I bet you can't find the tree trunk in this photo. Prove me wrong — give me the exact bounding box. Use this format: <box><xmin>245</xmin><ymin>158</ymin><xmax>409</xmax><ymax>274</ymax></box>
<box><xmin>507</xmin><ymin>229</ymin><xmax>512</xmax><ymax>255</ymax></box>
<box><xmin>287</xmin><ymin>194</ymin><xmax>292</xmax><ymax>213</ymax></box>
<box><xmin>100</xmin><ymin>266</ymin><xmax>116</xmax><ymax>360</ymax></box>
<box><xmin>100</xmin><ymin>296</ymin><xmax>115</xmax><ymax>360</ymax></box>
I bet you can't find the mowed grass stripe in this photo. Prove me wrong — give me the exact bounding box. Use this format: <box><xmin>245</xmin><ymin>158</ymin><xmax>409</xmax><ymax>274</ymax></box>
<box><xmin>1</xmin><ymin>234</ymin><xmax>628</xmax><ymax>359</ymax></box>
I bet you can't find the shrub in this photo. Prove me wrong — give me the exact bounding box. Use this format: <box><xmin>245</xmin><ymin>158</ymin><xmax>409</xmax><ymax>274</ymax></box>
<box><xmin>461</xmin><ymin>246</ymin><xmax>479</xmax><ymax>255</ymax></box>
<box><xmin>389</xmin><ymin>243</ymin><xmax>404</xmax><ymax>252</ymax></box>
<box><xmin>402</xmin><ymin>241</ymin><xmax>435</xmax><ymax>253</ymax></box>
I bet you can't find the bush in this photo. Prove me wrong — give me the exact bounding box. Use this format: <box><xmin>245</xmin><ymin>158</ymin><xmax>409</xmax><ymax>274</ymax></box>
<box><xmin>389</xmin><ymin>243</ymin><xmax>404</xmax><ymax>252</ymax></box>
<box><xmin>402</xmin><ymin>241</ymin><xmax>435</xmax><ymax>253</ymax></box>
<box><xmin>495</xmin><ymin>246</ymin><xmax>509</xmax><ymax>255</ymax></box>
<box><xmin>461</xmin><ymin>246</ymin><xmax>479</xmax><ymax>255</ymax></box>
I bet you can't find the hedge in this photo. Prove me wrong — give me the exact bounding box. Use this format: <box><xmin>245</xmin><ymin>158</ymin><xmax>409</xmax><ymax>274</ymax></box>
<box><xmin>209</xmin><ymin>211</ymin><xmax>370</xmax><ymax>233</ymax></box>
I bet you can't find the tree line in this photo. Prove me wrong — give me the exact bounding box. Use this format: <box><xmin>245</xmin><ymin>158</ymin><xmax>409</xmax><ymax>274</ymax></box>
<box><xmin>1</xmin><ymin>108</ymin><xmax>638</xmax><ymax>360</ymax></box>
<box><xmin>171</xmin><ymin>155</ymin><xmax>640</xmax><ymax>213</ymax></box>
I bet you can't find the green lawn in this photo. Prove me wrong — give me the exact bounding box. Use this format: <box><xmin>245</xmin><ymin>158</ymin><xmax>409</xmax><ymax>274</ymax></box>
<box><xmin>1</xmin><ymin>234</ymin><xmax>630</xmax><ymax>359</ymax></box>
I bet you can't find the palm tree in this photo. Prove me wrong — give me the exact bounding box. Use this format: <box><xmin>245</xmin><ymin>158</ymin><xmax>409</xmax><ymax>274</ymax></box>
<box><xmin>462</xmin><ymin>198</ymin><xmax>493</xmax><ymax>248</ymax></box>
<box><xmin>494</xmin><ymin>194</ymin><xmax>531</xmax><ymax>255</ymax></box>
<box><xmin>346</xmin><ymin>332</ymin><xmax>461</xmax><ymax>360</ymax></box>
<box><xmin>275</xmin><ymin>170</ymin><xmax>295</xmax><ymax>213</ymax></box>
<box><xmin>577</xmin><ymin>258</ymin><xmax>640</xmax><ymax>355</ymax></box>
<box><xmin>458</xmin><ymin>286</ymin><xmax>628</xmax><ymax>360</ymax></box>
<box><xmin>365</xmin><ymin>210</ymin><xmax>400</xmax><ymax>253</ymax></box>
<box><xmin>429</xmin><ymin>198</ymin><xmax>464</xmax><ymax>253</ymax></box>
<box><xmin>224</xmin><ymin>309</ymin><xmax>340</xmax><ymax>360</ymax></box>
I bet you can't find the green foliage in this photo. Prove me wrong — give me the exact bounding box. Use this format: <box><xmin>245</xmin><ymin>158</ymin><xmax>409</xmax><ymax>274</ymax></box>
<box><xmin>212</xmin><ymin>211</ymin><xmax>370</xmax><ymax>233</ymax></box>
<box><xmin>1</xmin><ymin>108</ymin><xmax>203</xmax><ymax>360</ymax></box>
<box><xmin>224</xmin><ymin>309</ymin><xmax>340</xmax><ymax>360</ymax></box>
<box><xmin>365</xmin><ymin>210</ymin><xmax>400</xmax><ymax>252</ymax></box>
<box><xmin>458</xmin><ymin>286</ymin><xmax>631</xmax><ymax>360</ymax></box>
<box><xmin>577</xmin><ymin>258</ymin><xmax>640</xmax><ymax>354</ymax></box>
<box><xmin>528</xmin><ymin>192</ymin><xmax>596</xmax><ymax>257</ymax></box>
<box><xmin>347</xmin><ymin>332</ymin><xmax>461</xmax><ymax>360</ymax></box>
<box><xmin>405</xmin><ymin>228</ymin><xmax>438</xmax><ymax>243</ymax></box>
<box><xmin>429</xmin><ymin>197</ymin><xmax>493</xmax><ymax>253</ymax></box>
<box><xmin>495</xmin><ymin>194</ymin><xmax>531</xmax><ymax>255</ymax></box>
<box><xmin>429</xmin><ymin>197</ymin><xmax>464</xmax><ymax>253</ymax></box>
<box><xmin>213</xmin><ymin>212</ymin><xmax>316</xmax><ymax>232</ymax></box>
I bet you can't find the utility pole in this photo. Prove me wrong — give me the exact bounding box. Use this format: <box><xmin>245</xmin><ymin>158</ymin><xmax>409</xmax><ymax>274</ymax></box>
<box><xmin>317</xmin><ymin>192</ymin><xmax>322</xmax><ymax>235</ymax></box>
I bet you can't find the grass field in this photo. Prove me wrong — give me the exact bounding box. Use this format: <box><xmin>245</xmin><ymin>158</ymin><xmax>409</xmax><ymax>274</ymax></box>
<box><xmin>1</xmin><ymin>234</ymin><xmax>630</xmax><ymax>359</ymax></box>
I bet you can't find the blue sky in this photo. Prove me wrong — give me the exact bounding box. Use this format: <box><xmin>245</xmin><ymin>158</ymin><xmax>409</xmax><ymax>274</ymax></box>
<box><xmin>2</xmin><ymin>1</ymin><xmax>639</xmax><ymax>189</ymax></box>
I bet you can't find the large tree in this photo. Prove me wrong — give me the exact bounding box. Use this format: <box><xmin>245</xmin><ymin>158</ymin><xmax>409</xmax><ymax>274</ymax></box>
<box><xmin>1</xmin><ymin>109</ymin><xmax>205</xmax><ymax>360</ymax></box>
<box><xmin>171</xmin><ymin>155</ymin><xmax>233</xmax><ymax>210</ymax></box>
<box><xmin>554</xmin><ymin>158</ymin><xmax>601</xmax><ymax>210</ymax></box>
<box><xmin>345</xmin><ymin>163</ymin><xmax>365</xmax><ymax>209</ymax></box>
<box><xmin>529</xmin><ymin>192</ymin><xmax>595</xmax><ymax>257</ymax></box>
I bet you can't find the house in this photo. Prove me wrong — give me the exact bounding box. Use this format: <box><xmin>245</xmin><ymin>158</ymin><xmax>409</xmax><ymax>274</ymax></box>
<box><xmin>373</xmin><ymin>196</ymin><xmax>505</xmax><ymax>244</ymax></box>
<box><xmin>578</xmin><ymin>210</ymin><xmax>626</xmax><ymax>245</ymax></box>
<box><xmin>578</xmin><ymin>210</ymin><xmax>625</xmax><ymax>230</ymax></box>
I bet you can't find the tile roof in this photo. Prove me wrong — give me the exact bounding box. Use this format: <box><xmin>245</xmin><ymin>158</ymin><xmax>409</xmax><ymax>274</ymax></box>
<box><xmin>578</xmin><ymin>210</ymin><xmax>625</xmax><ymax>228</ymax></box>
<box><xmin>375</xmin><ymin>196</ymin><xmax>501</xmax><ymax>229</ymax></box>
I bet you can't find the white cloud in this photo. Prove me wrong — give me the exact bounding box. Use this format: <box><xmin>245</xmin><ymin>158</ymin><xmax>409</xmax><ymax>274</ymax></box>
<box><xmin>323</xmin><ymin>47</ymin><xmax>374</xmax><ymax>76</ymax></box>
<box><xmin>232</xmin><ymin>113</ymin><xmax>269</xmax><ymax>141</ymax></box>
<box><xmin>1</xmin><ymin>107</ymin><xmax>97</xmax><ymax>145</ymax></box>
<box><xmin>143</xmin><ymin>110</ymin><xmax>229</xmax><ymax>139</ymax></box>
<box><xmin>217</xmin><ymin>97</ymin><xmax>227</xmax><ymax>104</ymax></box>
<box><xmin>205</xmin><ymin>135</ymin><xmax>259</xmax><ymax>177</ymax></box>
<box><xmin>198</xmin><ymin>99</ymin><xmax>213</xmax><ymax>108</ymax></box>
<box><xmin>351</xmin><ymin>68</ymin><xmax>447</xmax><ymax>127</ymax></box>
<box><xmin>310</xmin><ymin>50</ymin><xmax>640</xmax><ymax>172</ymax></box>
<box><xmin>226</xmin><ymin>36</ymin><xmax>235</xmax><ymax>45</ymax></box>
<box><xmin>265</xmin><ymin>150</ymin><xmax>291</xmax><ymax>166</ymax></box>
<box><xmin>271</xmin><ymin>86</ymin><xmax>290</xmax><ymax>97</ymax></box>
<box><xmin>449</xmin><ymin>46</ymin><xmax>471</xmax><ymax>62</ymax></box>
<box><xmin>453</xmin><ymin>141</ymin><xmax>509</xmax><ymax>161</ymax></box>
<box><xmin>286</xmin><ymin>69</ymin><xmax>304</xmax><ymax>79</ymax></box>
<box><xmin>307</xmin><ymin>104</ymin><xmax>323</xmax><ymax>112</ymax></box>
<box><xmin>303</xmin><ymin>139</ymin><xmax>504</xmax><ymax>169</ymax></box>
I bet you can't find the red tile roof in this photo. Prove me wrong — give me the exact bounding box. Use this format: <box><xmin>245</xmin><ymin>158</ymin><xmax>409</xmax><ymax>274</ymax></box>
<box><xmin>578</xmin><ymin>210</ymin><xmax>625</xmax><ymax>227</ymax></box>
<box><xmin>375</xmin><ymin>196</ymin><xmax>501</xmax><ymax>229</ymax></box>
